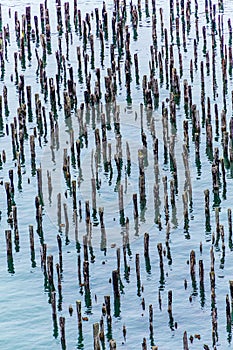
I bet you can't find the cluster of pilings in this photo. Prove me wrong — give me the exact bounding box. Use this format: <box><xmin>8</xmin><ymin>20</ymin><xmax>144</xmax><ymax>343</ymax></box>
<box><xmin>1</xmin><ymin>0</ymin><xmax>233</xmax><ymax>349</ymax></box>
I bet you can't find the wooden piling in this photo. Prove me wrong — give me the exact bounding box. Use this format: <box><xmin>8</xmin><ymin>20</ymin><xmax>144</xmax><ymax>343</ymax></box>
<box><xmin>110</xmin><ymin>339</ymin><xmax>116</xmax><ymax>350</ymax></box>
<box><xmin>104</xmin><ymin>295</ymin><xmax>111</xmax><ymax>320</ymax></box>
<box><xmin>29</xmin><ymin>225</ymin><xmax>35</xmax><ymax>267</ymax></box>
<box><xmin>112</xmin><ymin>269</ymin><xmax>120</xmax><ymax>299</ymax></box>
<box><xmin>93</xmin><ymin>323</ymin><xmax>100</xmax><ymax>350</ymax></box>
<box><xmin>135</xmin><ymin>253</ymin><xmax>141</xmax><ymax>295</ymax></box>
<box><xmin>142</xmin><ymin>337</ymin><xmax>147</xmax><ymax>350</ymax></box>
<box><xmin>76</xmin><ymin>300</ymin><xmax>82</xmax><ymax>331</ymax></box>
<box><xmin>190</xmin><ymin>250</ymin><xmax>196</xmax><ymax>280</ymax></box>
<box><xmin>5</xmin><ymin>230</ymin><xmax>14</xmax><ymax>273</ymax></box>
<box><xmin>144</xmin><ymin>232</ymin><xmax>149</xmax><ymax>258</ymax></box>
<box><xmin>57</xmin><ymin>235</ymin><xmax>62</xmax><ymax>271</ymax></box>
<box><xmin>59</xmin><ymin>316</ymin><xmax>66</xmax><ymax>349</ymax></box>
<box><xmin>183</xmin><ymin>330</ymin><xmax>189</xmax><ymax>350</ymax></box>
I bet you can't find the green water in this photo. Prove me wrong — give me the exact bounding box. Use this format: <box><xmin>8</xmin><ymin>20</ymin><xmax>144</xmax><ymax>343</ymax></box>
<box><xmin>0</xmin><ymin>0</ymin><xmax>233</xmax><ymax>349</ymax></box>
